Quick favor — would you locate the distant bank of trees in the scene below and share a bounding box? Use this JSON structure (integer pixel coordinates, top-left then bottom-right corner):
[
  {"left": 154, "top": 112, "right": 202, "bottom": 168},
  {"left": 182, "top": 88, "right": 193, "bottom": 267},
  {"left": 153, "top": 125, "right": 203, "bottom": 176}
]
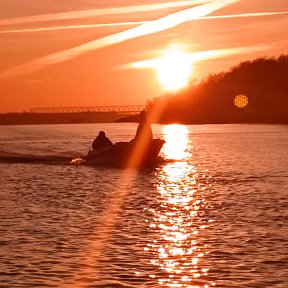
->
[{"left": 149, "top": 54, "right": 288, "bottom": 124}]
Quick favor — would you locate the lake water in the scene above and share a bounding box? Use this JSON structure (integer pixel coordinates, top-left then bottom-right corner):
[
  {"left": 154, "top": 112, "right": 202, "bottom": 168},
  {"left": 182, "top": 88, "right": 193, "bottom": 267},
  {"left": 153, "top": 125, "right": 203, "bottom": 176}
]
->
[{"left": 0, "top": 123, "right": 287, "bottom": 288}]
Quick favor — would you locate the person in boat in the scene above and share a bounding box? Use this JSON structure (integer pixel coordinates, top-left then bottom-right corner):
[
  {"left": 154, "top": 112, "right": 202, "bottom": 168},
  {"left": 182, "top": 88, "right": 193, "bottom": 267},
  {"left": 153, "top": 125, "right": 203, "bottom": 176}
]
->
[
  {"left": 92, "top": 131, "right": 113, "bottom": 151},
  {"left": 131, "top": 110, "right": 153, "bottom": 144}
]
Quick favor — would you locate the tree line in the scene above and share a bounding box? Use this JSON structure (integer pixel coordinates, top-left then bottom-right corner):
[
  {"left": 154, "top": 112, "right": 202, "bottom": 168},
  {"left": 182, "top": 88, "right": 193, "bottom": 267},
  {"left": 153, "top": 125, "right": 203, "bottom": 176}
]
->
[{"left": 149, "top": 54, "right": 288, "bottom": 124}]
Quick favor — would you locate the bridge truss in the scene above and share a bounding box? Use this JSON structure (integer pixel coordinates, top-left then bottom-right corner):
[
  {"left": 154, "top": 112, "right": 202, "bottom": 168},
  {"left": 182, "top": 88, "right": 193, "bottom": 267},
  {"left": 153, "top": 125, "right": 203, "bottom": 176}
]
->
[{"left": 31, "top": 105, "right": 145, "bottom": 114}]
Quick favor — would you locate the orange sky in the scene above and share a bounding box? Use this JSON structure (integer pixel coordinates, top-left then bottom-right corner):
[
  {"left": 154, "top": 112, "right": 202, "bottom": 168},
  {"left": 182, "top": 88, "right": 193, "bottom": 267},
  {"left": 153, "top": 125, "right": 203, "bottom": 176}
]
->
[{"left": 0, "top": 0, "right": 287, "bottom": 112}]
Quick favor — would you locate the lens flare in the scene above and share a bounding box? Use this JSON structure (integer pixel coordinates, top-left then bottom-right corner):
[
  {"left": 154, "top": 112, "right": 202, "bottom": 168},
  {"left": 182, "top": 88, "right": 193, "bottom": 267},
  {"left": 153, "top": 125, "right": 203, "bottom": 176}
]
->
[{"left": 234, "top": 94, "right": 248, "bottom": 108}]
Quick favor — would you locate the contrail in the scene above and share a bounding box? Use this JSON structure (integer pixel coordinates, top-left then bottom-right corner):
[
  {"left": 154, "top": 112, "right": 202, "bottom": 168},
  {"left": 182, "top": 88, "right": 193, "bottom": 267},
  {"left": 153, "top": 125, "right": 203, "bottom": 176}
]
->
[
  {"left": 0, "top": 0, "right": 239, "bottom": 79},
  {"left": 200, "top": 11, "right": 288, "bottom": 20},
  {"left": 0, "top": 21, "right": 147, "bottom": 34},
  {"left": 0, "top": 0, "right": 210, "bottom": 26},
  {"left": 1, "top": 11, "right": 286, "bottom": 34}
]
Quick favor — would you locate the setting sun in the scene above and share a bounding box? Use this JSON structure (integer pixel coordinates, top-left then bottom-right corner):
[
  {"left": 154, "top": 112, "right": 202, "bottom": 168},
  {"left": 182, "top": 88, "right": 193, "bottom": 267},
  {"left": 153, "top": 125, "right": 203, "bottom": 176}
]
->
[{"left": 156, "top": 48, "right": 192, "bottom": 92}]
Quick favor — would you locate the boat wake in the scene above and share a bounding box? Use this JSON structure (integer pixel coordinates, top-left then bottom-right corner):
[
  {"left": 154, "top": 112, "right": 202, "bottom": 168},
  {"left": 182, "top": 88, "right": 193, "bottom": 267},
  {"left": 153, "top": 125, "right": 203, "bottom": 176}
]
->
[{"left": 0, "top": 152, "right": 73, "bottom": 164}]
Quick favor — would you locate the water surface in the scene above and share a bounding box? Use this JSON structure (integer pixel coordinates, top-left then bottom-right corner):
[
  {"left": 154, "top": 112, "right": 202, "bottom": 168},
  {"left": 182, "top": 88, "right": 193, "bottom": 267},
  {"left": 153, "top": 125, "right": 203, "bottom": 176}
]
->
[{"left": 0, "top": 123, "right": 287, "bottom": 287}]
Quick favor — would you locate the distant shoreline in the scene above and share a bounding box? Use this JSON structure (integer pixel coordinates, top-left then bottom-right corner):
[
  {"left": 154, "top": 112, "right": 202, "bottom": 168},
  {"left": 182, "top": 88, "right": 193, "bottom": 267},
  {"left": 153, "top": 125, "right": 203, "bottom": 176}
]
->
[
  {"left": 0, "top": 111, "right": 136, "bottom": 125},
  {"left": 0, "top": 111, "right": 286, "bottom": 125}
]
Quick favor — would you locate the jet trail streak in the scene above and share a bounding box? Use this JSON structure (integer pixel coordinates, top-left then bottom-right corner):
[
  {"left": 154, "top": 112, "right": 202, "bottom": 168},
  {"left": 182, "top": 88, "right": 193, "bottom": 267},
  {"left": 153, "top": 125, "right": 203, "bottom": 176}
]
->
[
  {"left": 1, "top": 11, "right": 286, "bottom": 34},
  {"left": 0, "top": 0, "right": 210, "bottom": 26},
  {"left": 0, "top": 0, "right": 239, "bottom": 78},
  {"left": 0, "top": 22, "right": 147, "bottom": 34}
]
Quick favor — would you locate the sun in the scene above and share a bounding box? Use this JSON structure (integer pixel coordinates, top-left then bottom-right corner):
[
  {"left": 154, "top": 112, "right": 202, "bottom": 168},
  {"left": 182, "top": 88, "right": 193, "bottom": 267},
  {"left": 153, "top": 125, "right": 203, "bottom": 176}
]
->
[{"left": 156, "top": 48, "right": 192, "bottom": 92}]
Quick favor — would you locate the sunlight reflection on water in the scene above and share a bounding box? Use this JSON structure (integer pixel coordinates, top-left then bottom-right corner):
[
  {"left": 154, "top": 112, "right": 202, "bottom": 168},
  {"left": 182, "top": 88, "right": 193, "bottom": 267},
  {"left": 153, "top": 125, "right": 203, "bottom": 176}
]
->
[
  {"left": 146, "top": 125, "right": 214, "bottom": 287},
  {"left": 162, "top": 125, "right": 189, "bottom": 160}
]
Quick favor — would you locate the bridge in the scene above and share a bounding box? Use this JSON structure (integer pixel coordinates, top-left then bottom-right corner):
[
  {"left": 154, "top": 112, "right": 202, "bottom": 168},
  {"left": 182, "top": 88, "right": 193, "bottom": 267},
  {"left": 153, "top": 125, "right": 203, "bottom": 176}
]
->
[{"left": 30, "top": 105, "right": 145, "bottom": 114}]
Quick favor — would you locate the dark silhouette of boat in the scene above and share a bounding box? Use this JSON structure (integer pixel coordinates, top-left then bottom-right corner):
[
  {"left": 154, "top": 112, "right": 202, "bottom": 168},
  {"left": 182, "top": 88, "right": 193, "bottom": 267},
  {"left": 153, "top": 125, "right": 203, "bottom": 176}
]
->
[{"left": 71, "top": 139, "right": 165, "bottom": 168}]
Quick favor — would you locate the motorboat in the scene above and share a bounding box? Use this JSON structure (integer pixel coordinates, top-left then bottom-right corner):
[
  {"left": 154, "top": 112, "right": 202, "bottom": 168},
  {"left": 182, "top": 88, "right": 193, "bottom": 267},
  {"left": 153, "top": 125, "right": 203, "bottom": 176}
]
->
[{"left": 71, "top": 139, "right": 165, "bottom": 168}]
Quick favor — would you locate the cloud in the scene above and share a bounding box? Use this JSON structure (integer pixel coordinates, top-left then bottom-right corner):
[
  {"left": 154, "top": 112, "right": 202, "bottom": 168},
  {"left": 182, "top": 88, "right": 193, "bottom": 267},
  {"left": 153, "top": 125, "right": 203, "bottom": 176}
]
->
[
  {"left": 0, "top": 0, "right": 210, "bottom": 26},
  {"left": 128, "top": 45, "right": 271, "bottom": 69}
]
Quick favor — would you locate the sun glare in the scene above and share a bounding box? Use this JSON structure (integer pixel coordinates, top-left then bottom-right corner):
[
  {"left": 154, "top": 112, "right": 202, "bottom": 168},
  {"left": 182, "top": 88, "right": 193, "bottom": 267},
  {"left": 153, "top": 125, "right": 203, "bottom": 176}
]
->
[{"left": 156, "top": 48, "right": 192, "bottom": 92}]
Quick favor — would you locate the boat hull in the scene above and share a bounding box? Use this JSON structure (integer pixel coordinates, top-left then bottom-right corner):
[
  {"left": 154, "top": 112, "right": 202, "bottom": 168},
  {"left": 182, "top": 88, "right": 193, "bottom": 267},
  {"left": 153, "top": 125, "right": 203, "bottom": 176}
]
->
[{"left": 81, "top": 139, "right": 165, "bottom": 168}]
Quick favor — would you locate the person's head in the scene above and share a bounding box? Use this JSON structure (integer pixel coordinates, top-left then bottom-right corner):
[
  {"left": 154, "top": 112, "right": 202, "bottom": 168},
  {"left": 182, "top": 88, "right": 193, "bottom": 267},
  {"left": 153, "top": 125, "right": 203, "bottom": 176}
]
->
[{"left": 99, "top": 131, "right": 105, "bottom": 137}]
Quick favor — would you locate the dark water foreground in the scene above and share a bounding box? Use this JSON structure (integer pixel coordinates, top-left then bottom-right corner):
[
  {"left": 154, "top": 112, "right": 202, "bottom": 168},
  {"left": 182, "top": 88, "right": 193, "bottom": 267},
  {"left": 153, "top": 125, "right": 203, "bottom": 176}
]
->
[{"left": 0, "top": 123, "right": 287, "bottom": 287}]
